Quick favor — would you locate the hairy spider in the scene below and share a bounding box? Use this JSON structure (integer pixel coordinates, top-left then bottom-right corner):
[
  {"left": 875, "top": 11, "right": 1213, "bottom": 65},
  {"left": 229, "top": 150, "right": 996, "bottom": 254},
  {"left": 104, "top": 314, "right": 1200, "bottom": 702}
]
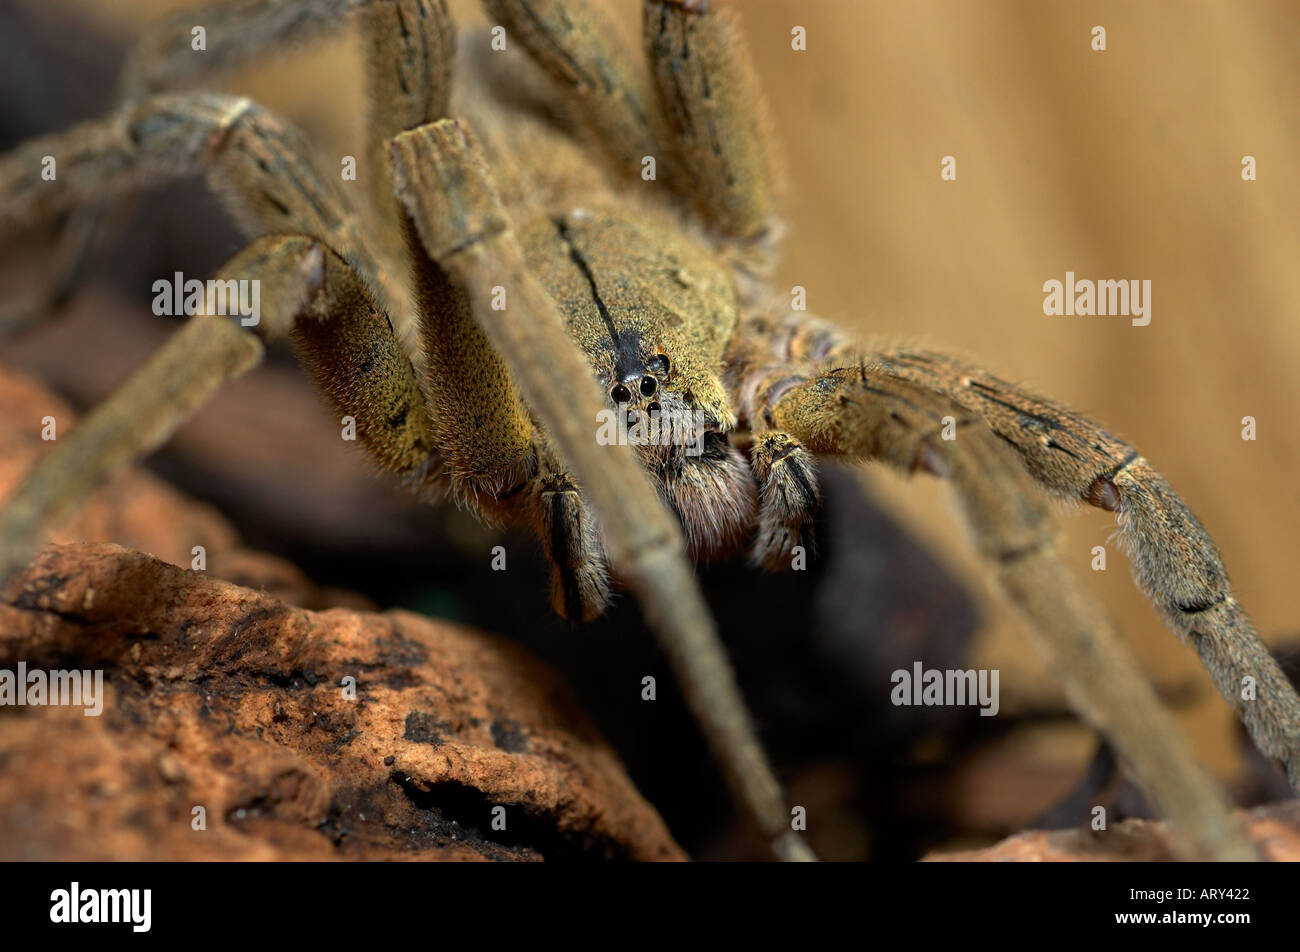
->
[{"left": 0, "top": 0, "right": 1297, "bottom": 862}]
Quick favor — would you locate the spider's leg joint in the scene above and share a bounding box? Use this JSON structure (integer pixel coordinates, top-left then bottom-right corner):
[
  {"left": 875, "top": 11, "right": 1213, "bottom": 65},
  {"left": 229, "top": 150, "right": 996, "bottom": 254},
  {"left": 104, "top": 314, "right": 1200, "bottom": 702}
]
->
[
  {"left": 1084, "top": 451, "right": 1143, "bottom": 511},
  {"left": 913, "top": 436, "right": 951, "bottom": 479},
  {"left": 201, "top": 95, "right": 257, "bottom": 155}
]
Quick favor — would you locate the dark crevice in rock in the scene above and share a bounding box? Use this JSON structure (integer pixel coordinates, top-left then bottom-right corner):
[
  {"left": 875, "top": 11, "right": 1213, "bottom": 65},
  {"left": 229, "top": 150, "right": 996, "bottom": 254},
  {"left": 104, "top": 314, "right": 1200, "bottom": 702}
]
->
[{"left": 389, "top": 771, "right": 628, "bottom": 861}]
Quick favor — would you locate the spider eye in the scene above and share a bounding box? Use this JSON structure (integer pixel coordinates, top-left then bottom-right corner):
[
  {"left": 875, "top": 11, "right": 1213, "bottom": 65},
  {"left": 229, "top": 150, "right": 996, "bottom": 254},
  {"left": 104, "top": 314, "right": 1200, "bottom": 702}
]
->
[
  {"left": 611, "top": 384, "right": 632, "bottom": 404},
  {"left": 648, "top": 354, "right": 670, "bottom": 375},
  {"left": 640, "top": 376, "right": 657, "bottom": 397}
]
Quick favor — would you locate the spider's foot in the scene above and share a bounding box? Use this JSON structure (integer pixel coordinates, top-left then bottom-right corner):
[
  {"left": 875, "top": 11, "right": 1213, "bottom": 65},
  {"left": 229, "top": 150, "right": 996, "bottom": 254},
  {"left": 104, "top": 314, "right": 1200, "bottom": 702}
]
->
[
  {"left": 749, "top": 432, "right": 819, "bottom": 571},
  {"left": 536, "top": 474, "right": 610, "bottom": 623}
]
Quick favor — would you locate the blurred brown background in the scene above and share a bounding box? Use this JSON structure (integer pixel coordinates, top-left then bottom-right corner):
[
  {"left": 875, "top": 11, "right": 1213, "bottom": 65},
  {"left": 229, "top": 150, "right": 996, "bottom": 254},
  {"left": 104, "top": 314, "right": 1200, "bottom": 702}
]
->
[{"left": 4, "top": 0, "right": 1298, "bottom": 852}]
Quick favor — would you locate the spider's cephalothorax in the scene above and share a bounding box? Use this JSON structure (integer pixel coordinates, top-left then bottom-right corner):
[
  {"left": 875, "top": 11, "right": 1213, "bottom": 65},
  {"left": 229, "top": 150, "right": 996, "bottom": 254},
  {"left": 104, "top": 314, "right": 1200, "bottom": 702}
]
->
[
  {"left": 1, "top": 0, "right": 1297, "bottom": 862},
  {"left": 519, "top": 208, "right": 765, "bottom": 584}
]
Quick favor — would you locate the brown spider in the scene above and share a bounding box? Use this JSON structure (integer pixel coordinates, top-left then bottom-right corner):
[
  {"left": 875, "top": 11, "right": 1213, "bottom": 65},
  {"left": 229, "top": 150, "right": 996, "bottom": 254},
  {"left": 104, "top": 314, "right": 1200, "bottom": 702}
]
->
[{"left": 0, "top": 0, "right": 1297, "bottom": 862}]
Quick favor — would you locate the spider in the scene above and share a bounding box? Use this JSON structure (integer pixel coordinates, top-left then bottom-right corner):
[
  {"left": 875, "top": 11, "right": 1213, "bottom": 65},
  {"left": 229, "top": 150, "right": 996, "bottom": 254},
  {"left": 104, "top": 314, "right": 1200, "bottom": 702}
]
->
[{"left": 0, "top": 0, "right": 1297, "bottom": 862}]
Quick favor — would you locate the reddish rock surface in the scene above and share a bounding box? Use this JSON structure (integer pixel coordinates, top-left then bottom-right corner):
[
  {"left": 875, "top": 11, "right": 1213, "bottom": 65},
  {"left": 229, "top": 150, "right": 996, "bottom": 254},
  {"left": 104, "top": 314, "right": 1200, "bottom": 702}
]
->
[
  {"left": 0, "top": 544, "right": 683, "bottom": 861},
  {"left": 0, "top": 365, "right": 682, "bottom": 861},
  {"left": 925, "top": 800, "right": 1300, "bottom": 862}
]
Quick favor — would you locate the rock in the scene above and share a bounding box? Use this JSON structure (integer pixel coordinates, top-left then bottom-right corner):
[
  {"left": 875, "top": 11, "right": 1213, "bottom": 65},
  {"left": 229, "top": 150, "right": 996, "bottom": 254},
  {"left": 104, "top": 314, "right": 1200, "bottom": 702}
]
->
[
  {"left": 0, "top": 543, "right": 683, "bottom": 860},
  {"left": 0, "top": 363, "right": 682, "bottom": 861},
  {"left": 924, "top": 800, "right": 1300, "bottom": 861}
]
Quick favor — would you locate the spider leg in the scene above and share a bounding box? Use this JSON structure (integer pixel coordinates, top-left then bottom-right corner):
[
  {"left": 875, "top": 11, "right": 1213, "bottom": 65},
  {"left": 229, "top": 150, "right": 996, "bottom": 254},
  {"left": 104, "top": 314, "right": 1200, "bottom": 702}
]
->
[
  {"left": 0, "top": 92, "right": 374, "bottom": 280},
  {"left": 389, "top": 118, "right": 814, "bottom": 861},
  {"left": 370, "top": 2, "right": 566, "bottom": 528},
  {"left": 118, "top": 0, "right": 366, "bottom": 98},
  {"left": 0, "top": 308, "right": 259, "bottom": 581},
  {"left": 404, "top": 168, "right": 611, "bottom": 619},
  {"left": 642, "top": 1, "right": 778, "bottom": 279},
  {"left": 0, "top": 0, "right": 379, "bottom": 336},
  {"left": 118, "top": 0, "right": 453, "bottom": 278},
  {"left": 760, "top": 362, "right": 1255, "bottom": 860},
  {"left": 862, "top": 345, "right": 1300, "bottom": 794},
  {"left": 273, "top": 238, "right": 444, "bottom": 487},
  {"left": 0, "top": 84, "right": 416, "bottom": 343},
  {"left": 0, "top": 201, "right": 110, "bottom": 338},
  {"left": 480, "top": 0, "right": 660, "bottom": 178},
  {"left": 361, "top": 1, "right": 455, "bottom": 266},
  {"left": 530, "top": 470, "right": 610, "bottom": 622},
  {"left": 398, "top": 168, "right": 540, "bottom": 502},
  {"left": 748, "top": 431, "right": 819, "bottom": 570},
  {"left": 0, "top": 233, "right": 443, "bottom": 585},
  {"left": 744, "top": 312, "right": 1300, "bottom": 795}
]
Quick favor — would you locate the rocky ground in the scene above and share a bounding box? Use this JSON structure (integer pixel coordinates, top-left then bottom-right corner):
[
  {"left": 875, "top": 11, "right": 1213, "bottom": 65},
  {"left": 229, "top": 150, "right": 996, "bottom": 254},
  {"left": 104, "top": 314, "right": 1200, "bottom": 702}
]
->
[{"left": 0, "top": 366, "right": 680, "bottom": 861}]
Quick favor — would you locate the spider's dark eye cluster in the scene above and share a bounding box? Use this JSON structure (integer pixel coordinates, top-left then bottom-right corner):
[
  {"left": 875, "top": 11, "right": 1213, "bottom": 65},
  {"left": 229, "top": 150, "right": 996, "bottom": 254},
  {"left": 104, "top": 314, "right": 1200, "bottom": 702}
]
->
[{"left": 610, "top": 354, "right": 670, "bottom": 406}]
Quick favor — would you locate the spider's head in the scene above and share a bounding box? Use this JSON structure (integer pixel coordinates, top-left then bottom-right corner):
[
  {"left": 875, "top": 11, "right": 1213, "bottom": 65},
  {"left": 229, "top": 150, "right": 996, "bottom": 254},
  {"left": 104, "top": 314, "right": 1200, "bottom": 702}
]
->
[
  {"left": 523, "top": 209, "right": 758, "bottom": 557},
  {"left": 595, "top": 340, "right": 755, "bottom": 558}
]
